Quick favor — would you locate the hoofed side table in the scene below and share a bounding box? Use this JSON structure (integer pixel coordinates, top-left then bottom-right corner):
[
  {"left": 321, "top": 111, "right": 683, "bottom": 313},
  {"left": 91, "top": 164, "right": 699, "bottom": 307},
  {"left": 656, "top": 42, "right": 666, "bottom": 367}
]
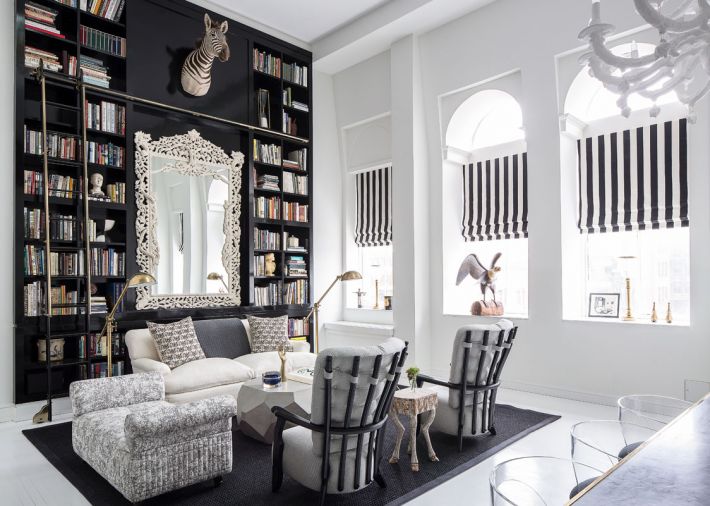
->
[{"left": 388, "top": 387, "right": 439, "bottom": 471}]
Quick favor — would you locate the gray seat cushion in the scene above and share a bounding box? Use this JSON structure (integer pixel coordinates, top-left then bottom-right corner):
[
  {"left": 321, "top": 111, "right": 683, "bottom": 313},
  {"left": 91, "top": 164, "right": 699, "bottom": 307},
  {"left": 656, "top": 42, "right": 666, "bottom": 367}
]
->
[{"left": 193, "top": 318, "right": 251, "bottom": 359}]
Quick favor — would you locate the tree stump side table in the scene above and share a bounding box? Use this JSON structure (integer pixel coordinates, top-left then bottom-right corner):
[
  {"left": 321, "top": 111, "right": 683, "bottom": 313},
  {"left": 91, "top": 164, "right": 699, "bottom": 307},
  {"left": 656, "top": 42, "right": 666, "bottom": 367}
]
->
[{"left": 388, "top": 387, "right": 439, "bottom": 471}]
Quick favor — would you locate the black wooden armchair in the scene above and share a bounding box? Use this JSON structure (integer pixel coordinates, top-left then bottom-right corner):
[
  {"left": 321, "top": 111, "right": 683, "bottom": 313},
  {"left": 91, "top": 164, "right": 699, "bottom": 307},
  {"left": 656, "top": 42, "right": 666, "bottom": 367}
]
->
[
  {"left": 271, "top": 338, "right": 408, "bottom": 505},
  {"left": 417, "top": 321, "right": 517, "bottom": 451}
]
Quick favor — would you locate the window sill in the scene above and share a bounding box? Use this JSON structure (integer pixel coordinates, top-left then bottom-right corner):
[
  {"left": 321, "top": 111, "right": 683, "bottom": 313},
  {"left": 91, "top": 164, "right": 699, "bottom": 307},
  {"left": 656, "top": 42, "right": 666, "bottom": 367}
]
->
[
  {"left": 563, "top": 317, "right": 690, "bottom": 328},
  {"left": 442, "top": 312, "right": 529, "bottom": 320},
  {"left": 323, "top": 321, "right": 395, "bottom": 337}
]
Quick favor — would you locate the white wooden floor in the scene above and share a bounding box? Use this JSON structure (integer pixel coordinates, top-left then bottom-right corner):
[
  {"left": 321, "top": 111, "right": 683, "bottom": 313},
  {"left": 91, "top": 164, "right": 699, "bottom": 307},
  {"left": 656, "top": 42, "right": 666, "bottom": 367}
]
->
[{"left": 0, "top": 390, "right": 616, "bottom": 505}]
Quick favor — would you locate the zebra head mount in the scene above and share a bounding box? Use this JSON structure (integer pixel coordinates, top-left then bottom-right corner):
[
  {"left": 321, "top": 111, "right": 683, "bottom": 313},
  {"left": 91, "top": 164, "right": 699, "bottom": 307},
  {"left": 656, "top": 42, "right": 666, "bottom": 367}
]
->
[{"left": 180, "top": 13, "right": 230, "bottom": 97}]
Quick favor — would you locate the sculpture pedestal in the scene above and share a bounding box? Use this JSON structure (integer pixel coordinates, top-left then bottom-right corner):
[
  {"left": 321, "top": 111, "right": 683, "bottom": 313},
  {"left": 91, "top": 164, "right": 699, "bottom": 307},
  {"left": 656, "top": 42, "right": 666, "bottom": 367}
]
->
[{"left": 471, "top": 300, "right": 504, "bottom": 316}]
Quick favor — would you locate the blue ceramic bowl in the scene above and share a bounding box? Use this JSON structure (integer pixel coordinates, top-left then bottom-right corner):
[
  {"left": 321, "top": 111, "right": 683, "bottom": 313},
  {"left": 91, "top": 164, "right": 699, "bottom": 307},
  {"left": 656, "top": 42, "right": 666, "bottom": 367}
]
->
[{"left": 262, "top": 371, "right": 281, "bottom": 388}]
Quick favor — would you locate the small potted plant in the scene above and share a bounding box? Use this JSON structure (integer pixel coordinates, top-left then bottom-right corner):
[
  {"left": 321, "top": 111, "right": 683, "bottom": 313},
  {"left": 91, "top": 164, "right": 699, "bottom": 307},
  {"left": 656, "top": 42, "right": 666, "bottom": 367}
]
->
[{"left": 406, "top": 366, "right": 420, "bottom": 391}]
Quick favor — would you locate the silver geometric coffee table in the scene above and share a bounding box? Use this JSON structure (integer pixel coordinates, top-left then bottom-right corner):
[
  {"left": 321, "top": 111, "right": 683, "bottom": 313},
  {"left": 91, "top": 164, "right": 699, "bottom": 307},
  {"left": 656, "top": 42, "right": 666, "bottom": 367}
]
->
[{"left": 236, "top": 378, "right": 311, "bottom": 444}]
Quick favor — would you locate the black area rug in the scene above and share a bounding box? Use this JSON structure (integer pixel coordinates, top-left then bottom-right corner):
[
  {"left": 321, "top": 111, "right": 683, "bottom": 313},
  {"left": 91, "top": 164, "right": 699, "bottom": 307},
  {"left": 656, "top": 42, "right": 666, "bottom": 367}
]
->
[{"left": 23, "top": 405, "right": 559, "bottom": 505}]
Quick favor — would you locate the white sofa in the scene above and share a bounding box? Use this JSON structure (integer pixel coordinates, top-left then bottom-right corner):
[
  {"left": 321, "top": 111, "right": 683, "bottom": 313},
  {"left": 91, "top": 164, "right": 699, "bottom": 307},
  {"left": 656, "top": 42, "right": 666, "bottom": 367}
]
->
[{"left": 126, "top": 317, "right": 316, "bottom": 404}]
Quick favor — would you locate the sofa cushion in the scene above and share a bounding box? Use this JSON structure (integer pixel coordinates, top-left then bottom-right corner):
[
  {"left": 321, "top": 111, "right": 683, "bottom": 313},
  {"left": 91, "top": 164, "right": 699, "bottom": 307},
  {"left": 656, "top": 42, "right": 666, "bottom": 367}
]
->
[
  {"left": 246, "top": 315, "right": 292, "bottom": 353},
  {"left": 147, "top": 316, "right": 205, "bottom": 369},
  {"left": 163, "top": 357, "right": 254, "bottom": 395},
  {"left": 193, "top": 318, "right": 251, "bottom": 359},
  {"left": 233, "top": 351, "right": 283, "bottom": 376}
]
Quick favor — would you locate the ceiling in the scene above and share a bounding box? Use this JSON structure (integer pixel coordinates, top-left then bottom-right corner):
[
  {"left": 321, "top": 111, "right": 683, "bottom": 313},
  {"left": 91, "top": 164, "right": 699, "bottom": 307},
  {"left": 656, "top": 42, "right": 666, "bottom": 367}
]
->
[{"left": 205, "top": 0, "right": 392, "bottom": 44}]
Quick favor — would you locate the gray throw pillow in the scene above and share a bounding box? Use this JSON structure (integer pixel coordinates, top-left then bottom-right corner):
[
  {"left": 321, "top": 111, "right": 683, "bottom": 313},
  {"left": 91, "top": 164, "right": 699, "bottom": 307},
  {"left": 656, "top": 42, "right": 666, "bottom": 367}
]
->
[
  {"left": 147, "top": 316, "right": 206, "bottom": 369},
  {"left": 247, "top": 315, "right": 293, "bottom": 353}
]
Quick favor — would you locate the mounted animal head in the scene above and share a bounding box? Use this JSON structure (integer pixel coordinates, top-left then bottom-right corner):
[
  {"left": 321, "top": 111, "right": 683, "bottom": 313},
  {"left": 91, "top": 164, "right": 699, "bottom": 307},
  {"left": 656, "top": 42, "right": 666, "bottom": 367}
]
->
[{"left": 201, "top": 13, "right": 230, "bottom": 62}]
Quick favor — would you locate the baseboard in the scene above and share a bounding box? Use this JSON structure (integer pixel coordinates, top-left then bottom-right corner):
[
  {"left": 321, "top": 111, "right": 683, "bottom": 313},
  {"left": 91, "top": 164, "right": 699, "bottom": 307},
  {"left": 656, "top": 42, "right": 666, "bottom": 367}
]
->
[
  {"left": 14, "top": 397, "right": 72, "bottom": 422},
  {"left": 502, "top": 379, "right": 619, "bottom": 407},
  {"left": 0, "top": 403, "right": 15, "bottom": 423}
]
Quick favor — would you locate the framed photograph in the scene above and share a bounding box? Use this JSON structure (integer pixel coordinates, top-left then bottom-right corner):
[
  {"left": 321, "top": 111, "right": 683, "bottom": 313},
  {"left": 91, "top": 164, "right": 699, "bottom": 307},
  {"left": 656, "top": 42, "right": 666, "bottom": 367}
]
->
[{"left": 588, "top": 293, "right": 620, "bottom": 318}]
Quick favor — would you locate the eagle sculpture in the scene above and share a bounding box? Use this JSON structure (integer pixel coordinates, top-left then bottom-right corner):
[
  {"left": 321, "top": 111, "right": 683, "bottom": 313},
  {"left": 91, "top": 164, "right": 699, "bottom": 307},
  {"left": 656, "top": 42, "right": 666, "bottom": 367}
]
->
[{"left": 456, "top": 253, "right": 502, "bottom": 302}]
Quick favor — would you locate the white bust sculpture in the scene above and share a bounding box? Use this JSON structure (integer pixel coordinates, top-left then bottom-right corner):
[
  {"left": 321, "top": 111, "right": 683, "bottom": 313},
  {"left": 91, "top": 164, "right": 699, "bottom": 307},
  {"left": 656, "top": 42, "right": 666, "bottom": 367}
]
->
[{"left": 90, "top": 173, "right": 105, "bottom": 196}]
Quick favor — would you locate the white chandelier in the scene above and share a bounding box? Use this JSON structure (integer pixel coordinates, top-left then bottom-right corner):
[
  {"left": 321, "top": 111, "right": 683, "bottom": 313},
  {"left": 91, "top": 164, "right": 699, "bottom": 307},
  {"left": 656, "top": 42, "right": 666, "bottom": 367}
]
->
[{"left": 579, "top": 0, "right": 710, "bottom": 120}]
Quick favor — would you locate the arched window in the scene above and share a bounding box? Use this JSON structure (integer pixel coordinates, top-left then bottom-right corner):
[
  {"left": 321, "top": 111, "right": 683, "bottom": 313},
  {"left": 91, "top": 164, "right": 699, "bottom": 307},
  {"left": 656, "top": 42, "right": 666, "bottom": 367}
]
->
[
  {"left": 442, "top": 89, "right": 528, "bottom": 317},
  {"left": 561, "top": 43, "right": 690, "bottom": 323}
]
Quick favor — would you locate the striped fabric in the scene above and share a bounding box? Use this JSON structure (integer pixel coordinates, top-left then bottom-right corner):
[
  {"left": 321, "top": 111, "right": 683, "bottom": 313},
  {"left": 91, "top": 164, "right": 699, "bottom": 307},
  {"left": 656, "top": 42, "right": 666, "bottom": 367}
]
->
[
  {"left": 577, "top": 119, "right": 689, "bottom": 233},
  {"left": 461, "top": 153, "right": 528, "bottom": 241},
  {"left": 354, "top": 166, "right": 392, "bottom": 247}
]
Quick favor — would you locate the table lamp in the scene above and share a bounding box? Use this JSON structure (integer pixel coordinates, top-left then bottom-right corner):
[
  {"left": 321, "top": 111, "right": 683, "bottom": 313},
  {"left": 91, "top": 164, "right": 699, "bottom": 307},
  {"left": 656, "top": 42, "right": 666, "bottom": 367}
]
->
[
  {"left": 207, "top": 272, "right": 229, "bottom": 292},
  {"left": 306, "top": 270, "right": 362, "bottom": 352}
]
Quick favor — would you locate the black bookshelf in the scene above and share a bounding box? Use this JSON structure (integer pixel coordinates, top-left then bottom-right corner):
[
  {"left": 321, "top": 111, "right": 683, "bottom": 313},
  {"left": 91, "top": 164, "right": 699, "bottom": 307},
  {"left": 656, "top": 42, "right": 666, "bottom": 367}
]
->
[{"left": 14, "top": 0, "right": 315, "bottom": 410}]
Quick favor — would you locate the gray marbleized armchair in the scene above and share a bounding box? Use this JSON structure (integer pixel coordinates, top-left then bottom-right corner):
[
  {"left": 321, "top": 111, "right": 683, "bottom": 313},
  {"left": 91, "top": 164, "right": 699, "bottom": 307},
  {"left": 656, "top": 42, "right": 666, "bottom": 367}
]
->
[
  {"left": 271, "top": 338, "right": 407, "bottom": 505},
  {"left": 70, "top": 372, "right": 237, "bottom": 503},
  {"left": 417, "top": 320, "right": 517, "bottom": 451}
]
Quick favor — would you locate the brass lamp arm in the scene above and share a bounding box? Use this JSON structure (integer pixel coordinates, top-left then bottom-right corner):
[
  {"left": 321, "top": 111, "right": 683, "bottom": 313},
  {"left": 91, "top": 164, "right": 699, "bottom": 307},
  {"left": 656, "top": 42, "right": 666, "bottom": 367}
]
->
[
  {"left": 97, "top": 282, "right": 131, "bottom": 341},
  {"left": 305, "top": 275, "right": 341, "bottom": 321}
]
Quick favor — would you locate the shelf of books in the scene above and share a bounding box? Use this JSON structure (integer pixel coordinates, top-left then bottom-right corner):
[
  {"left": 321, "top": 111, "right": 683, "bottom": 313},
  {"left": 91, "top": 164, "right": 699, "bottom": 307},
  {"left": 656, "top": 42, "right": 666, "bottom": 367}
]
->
[{"left": 17, "top": 0, "right": 129, "bottom": 405}]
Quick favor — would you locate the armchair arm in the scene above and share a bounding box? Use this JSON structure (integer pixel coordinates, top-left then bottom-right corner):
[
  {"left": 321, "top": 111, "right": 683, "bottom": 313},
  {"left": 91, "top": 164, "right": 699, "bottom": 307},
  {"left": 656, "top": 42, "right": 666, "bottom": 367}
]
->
[
  {"left": 271, "top": 405, "right": 318, "bottom": 431},
  {"left": 131, "top": 357, "right": 171, "bottom": 376},
  {"left": 70, "top": 372, "right": 164, "bottom": 417},
  {"left": 416, "top": 373, "right": 454, "bottom": 389}
]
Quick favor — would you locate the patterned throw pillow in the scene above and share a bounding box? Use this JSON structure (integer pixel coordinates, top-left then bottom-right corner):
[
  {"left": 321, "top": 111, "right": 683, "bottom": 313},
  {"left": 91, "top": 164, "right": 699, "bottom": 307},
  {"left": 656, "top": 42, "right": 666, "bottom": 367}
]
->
[
  {"left": 147, "top": 316, "right": 206, "bottom": 369},
  {"left": 247, "top": 315, "right": 293, "bottom": 353}
]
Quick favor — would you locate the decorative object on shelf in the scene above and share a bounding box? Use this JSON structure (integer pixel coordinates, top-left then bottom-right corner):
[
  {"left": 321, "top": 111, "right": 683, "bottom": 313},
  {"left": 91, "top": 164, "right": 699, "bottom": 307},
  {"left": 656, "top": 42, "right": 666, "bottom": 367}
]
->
[
  {"left": 264, "top": 252, "right": 276, "bottom": 276},
  {"left": 95, "top": 219, "right": 115, "bottom": 242},
  {"left": 457, "top": 252, "right": 504, "bottom": 315},
  {"left": 306, "top": 270, "right": 362, "bottom": 352},
  {"left": 257, "top": 88, "right": 270, "bottom": 128},
  {"left": 97, "top": 272, "right": 156, "bottom": 377},
  {"left": 278, "top": 345, "right": 287, "bottom": 383},
  {"left": 618, "top": 255, "right": 637, "bottom": 321},
  {"left": 354, "top": 288, "right": 366, "bottom": 308},
  {"left": 262, "top": 371, "right": 281, "bottom": 389},
  {"left": 651, "top": 302, "right": 658, "bottom": 323},
  {"left": 373, "top": 279, "right": 380, "bottom": 309},
  {"left": 384, "top": 295, "right": 392, "bottom": 310},
  {"left": 588, "top": 293, "right": 620, "bottom": 318},
  {"left": 89, "top": 173, "right": 105, "bottom": 196},
  {"left": 666, "top": 302, "right": 673, "bottom": 324},
  {"left": 180, "top": 13, "right": 230, "bottom": 97},
  {"left": 207, "top": 271, "right": 228, "bottom": 292},
  {"left": 579, "top": 0, "right": 708, "bottom": 120},
  {"left": 134, "top": 129, "right": 243, "bottom": 309},
  {"left": 406, "top": 366, "right": 420, "bottom": 392},
  {"left": 37, "top": 337, "right": 65, "bottom": 363}
]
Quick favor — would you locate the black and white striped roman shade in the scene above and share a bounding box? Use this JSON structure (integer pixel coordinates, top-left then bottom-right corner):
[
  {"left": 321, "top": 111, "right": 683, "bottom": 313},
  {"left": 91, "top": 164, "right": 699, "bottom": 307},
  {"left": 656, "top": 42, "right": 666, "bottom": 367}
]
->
[
  {"left": 577, "top": 119, "right": 689, "bottom": 233},
  {"left": 354, "top": 165, "right": 392, "bottom": 247},
  {"left": 461, "top": 153, "right": 528, "bottom": 241}
]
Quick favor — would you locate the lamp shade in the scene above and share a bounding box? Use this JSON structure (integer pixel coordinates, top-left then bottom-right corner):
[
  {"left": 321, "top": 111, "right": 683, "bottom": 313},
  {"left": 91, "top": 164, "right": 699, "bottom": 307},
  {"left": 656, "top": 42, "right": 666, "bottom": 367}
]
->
[
  {"left": 340, "top": 270, "right": 362, "bottom": 281},
  {"left": 127, "top": 272, "right": 156, "bottom": 288}
]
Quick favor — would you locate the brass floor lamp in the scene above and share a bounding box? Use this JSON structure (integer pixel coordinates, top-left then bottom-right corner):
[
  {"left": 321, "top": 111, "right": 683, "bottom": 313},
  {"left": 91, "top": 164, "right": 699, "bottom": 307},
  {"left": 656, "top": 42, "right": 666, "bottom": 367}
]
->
[
  {"left": 97, "top": 272, "right": 156, "bottom": 376},
  {"left": 305, "top": 271, "right": 362, "bottom": 352}
]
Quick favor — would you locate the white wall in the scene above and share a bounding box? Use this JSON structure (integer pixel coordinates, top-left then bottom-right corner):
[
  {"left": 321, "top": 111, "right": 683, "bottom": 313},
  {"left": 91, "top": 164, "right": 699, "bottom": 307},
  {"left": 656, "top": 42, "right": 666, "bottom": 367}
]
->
[
  {"left": 0, "top": 0, "right": 16, "bottom": 420},
  {"left": 325, "top": 0, "right": 710, "bottom": 403}
]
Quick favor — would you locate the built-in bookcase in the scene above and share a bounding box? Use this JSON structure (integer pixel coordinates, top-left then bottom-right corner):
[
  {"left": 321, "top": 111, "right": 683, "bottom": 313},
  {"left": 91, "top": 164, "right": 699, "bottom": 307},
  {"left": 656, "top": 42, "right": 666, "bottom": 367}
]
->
[{"left": 16, "top": 0, "right": 130, "bottom": 404}]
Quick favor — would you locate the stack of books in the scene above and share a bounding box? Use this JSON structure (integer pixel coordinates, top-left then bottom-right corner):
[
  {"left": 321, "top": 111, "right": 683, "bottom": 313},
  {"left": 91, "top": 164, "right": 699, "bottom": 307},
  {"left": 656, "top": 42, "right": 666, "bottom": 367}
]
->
[
  {"left": 105, "top": 182, "right": 125, "bottom": 203},
  {"left": 87, "top": 141, "right": 124, "bottom": 167},
  {"left": 284, "top": 279, "right": 308, "bottom": 305},
  {"left": 90, "top": 247, "right": 125, "bottom": 276},
  {"left": 49, "top": 214, "right": 77, "bottom": 240},
  {"left": 253, "top": 140, "right": 282, "bottom": 165},
  {"left": 286, "top": 255, "right": 307, "bottom": 277},
  {"left": 24, "top": 126, "right": 78, "bottom": 160},
  {"left": 49, "top": 285, "right": 80, "bottom": 315},
  {"left": 282, "top": 112, "right": 298, "bottom": 136},
  {"left": 23, "top": 281, "right": 43, "bottom": 316},
  {"left": 90, "top": 296, "right": 108, "bottom": 314},
  {"left": 254, "top": 282, "right": 282, "bottom": 306},
  {"left": 254, "top": 255, "right": 277, "bottom": 277},
  {"left": 49, "top": 251, "right": 84, "bottom": 276},
  {"left": 80, "top": 25, "right": 126, "bottom": 57},
  {"left": 282, "top": 88, "right": 309, "bottom": 112},
  {"left": 283, "top": 148, "right": 307, "bottom": 172},
  {"left": 24, "top": 46, "right": 63, "bottom": 73},
  {"left": 23, "top": 208, "right": 43, "bottom": 239},
  {"left": 25, "top": 2, "right": 64, "bottom": 39},
  {"left": 22, "top": 172, "right": 81, "bottom": 198},
  {"left": 107, "top": 282, "right": 125, "bottom": 312},
  {"left": 253, "top": 48, "right": 281, "bottom": 77},
  {"left": 282, "top": 62, "right": 308, "bottom": 87},
  {"left": 283, "top": 173, "right": 307, "bottom": 195},
  {"left": 80, "top": 55, "right": 111, "bottom": 88},
  {"left": 81, "top": 0, "right": 126, "bottom": 22},
  {"left": 283, "top": 202, "right": 308, "bottom": 222},
  {"left": 254, "top": 196, "right": 281, "bottom": 220},
  {"left": 256, "top": 174, "right": 280, "bottom": 191},
  {"left": 284, "top": 232, "right": 306, "bottom": 251},
  {"left": 254, "top": 227, "right": 280, "bottom": 250},
  {"left": 85, "top": 100, "right": 126, "bottom": 134},
  {"left": 288, "top": 318, "right": 309, "bottom": 338},
  {"left": 24, "top": 245, "right": 45, "bottom": 275}
]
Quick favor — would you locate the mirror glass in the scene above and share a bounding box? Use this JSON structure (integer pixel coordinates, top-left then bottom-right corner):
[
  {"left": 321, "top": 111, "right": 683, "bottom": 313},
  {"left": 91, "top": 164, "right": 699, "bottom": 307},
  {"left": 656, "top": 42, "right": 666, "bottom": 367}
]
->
[{"left": 151, "top": 155, "right": 229, "bottom": 295}]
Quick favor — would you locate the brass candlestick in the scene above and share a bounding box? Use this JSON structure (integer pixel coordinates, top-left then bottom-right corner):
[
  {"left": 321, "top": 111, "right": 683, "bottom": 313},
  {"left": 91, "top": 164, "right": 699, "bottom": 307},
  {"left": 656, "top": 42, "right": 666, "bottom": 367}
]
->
[
  {"left": 666, "top": 303, "right": 673, "bottom": 324},
  {"left": 373, "top": 279, "right": 380, "bottom": 309},
  {"left": 623, "top": 277, "right": 634, "bottom": 321},
  {"left": 651, "top": 302, "right": 658, "bottom": 323}
]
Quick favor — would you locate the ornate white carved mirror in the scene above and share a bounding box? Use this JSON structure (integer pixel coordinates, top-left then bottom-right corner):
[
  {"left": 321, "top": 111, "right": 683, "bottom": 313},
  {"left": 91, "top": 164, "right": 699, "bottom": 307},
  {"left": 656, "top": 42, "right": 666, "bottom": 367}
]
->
[{"left": 134, "top": 129, "right": 243, "bottom": 309}]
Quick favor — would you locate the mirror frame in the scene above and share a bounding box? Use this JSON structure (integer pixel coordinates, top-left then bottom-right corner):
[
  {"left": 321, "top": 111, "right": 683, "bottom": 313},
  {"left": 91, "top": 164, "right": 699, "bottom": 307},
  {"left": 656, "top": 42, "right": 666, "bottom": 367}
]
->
[{"left": 134, "top": 129, "right": 244, "bottom": 309}]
